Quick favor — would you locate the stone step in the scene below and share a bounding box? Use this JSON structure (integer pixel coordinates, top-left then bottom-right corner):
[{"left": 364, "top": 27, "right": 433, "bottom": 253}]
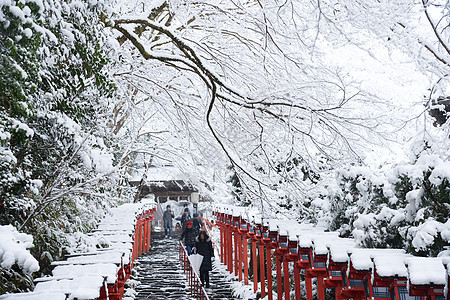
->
[{"left": 131, "top": 231, "right": 241, "bottom": 300}]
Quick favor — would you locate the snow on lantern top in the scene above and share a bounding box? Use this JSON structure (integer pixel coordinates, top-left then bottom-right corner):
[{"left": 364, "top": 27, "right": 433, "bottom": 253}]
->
[
  {"left": 405, "top": 257, "right": 447, "bottom": 286},
  {"left": 349, "top": 249, "right": 405, "bottom": 271},
  {"left": 373, "top": 254, "right": 410, "bottom": 278},
  {"left": 327, "top": 239, "right": 357, "bottom": 263}
]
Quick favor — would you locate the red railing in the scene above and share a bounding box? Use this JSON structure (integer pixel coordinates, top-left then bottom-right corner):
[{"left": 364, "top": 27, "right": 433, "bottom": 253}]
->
[
  {"left": 200, "top": 217, "right": 216, "bottom": 229},
  {"left": 179, "top": 242, "right": 210, "bottom": 300}
]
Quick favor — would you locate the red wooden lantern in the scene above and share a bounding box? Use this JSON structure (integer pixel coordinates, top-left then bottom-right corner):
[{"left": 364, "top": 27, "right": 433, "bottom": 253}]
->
[
  {"left": 261, "top": 225, "right": 270, "bottom": 241},
  {"left": 406, "top": 257, "right": 446, "bottom": 300},
  {"left": 225, "top": 213, "right": 232, "bottom": 226},
  {"left": 277, "top": 233, "right": 289, "bottom": 252},
  {"left": 268, "top": 229, "right": 278, "bottom": 247},
  {"left": 232, "top": 214, "right": 240, "bottom": 229},
  {"left": 239, "top": 217, "right": 248, "bottom": 232},
  {"left": 288, "top": 239, "right": 298, "bottom": 256}
]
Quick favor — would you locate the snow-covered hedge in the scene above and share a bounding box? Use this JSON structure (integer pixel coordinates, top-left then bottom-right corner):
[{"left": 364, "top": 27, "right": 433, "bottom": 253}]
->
[
  {"left": 328, "top": 153, "right": 450, "bottom": 256},
  {"left": 0, "top": 0, "right": 130, "bottom": 293},
  {"left": 0, "top": 225, "right": 39, "bottom": 274}
]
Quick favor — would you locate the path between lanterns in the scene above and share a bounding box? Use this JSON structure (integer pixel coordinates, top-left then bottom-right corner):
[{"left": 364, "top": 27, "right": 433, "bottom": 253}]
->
[{"left": 132, "top": 231, "right": 240, "bottom": 300}]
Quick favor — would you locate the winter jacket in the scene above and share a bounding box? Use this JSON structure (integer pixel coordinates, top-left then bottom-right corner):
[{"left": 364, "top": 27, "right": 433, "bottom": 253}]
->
[
  {"left": 163, "top": 210, "right": 174, "bottom": 227},
  {"left": 181, "top": 212, "right": 191, "bottom": 227},
  {"left": 195, "top": 232, "right": 214, "bottom": 271},
  {"left": 189, "top": 217, "right": 202, "bottom": 231},
  {"left": 181, "top": 227, "right": 198, "bottom": 246}
]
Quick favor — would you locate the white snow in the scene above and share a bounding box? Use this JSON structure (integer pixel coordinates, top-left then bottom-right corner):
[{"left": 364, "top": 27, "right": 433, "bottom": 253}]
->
[
  {"left": 0, "top": 292, "right": 67, "bottom": 300},
  {"left": 131, "top": 165, "right": 188, "bottom": 182},
  {"left": 28, "top": 179, "right": 43, "bottom": 194},
  {"left": 39, "top": 263, "right": 119, "bottom": 284},
  {"left": 12, "top": 119, "right": 34, "bottom": 137},
  {"left": 8, "top": 6, "right": 25, "bottom": 21},
  {"left": 409, "top": 219, "right": 450, "bottom": 251},
  {"left": 33, "top": 276, "right": 104, "bottom": 299},
  {"left": 406, "top": 257, "right": 447, "bottom": 285},
  {"left": 441, "top": 219, "right": 450, "bottom": 241},
  {"left": 373, "top": 254, "right": 410, "bottom": 278},
  {"left": 214, "top": 204, "right": 450, "bottom": 294},
  {"left": 327, "top": 239, "right": 358, "bottom": 263},
  {"left": 52, "top": 249, "right": 131, "bottom": 266},
  {"left": 22, "top": 28, "right": 32, "bottom": 38},
  {"left": 3, "top": 202, "right": 155, "bottom": 299},
  {"left": 298, "top": 232, "right": 339, "bottom": 250},
  {"left": 0, "top": 225, "right": 39, "bottom": 274},
  {"left": 311, "top": 233, "right": 343, "bottom": 255},
  {"left": 96, "top": 223, "right": 135, "bottom": 232},
  {"left": 350, "top": 249, "right": 405, "bottom": 271},
  {"left": 429, "top": 161, "right": 450, "bottom": 185},
  {"left": 90, "top": 148, "right": 114, "bottom": 174}
]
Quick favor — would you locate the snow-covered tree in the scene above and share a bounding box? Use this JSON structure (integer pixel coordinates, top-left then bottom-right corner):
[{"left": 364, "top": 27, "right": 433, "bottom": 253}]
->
[
  {"left": 105, "top": 0, "right": 449, "bottom": 254},
  {"left": 1, "top": 0, "right": 450, "bottom": 293},
  {"left": 0, "top": 0, "right": 130, "bottom": 291}
]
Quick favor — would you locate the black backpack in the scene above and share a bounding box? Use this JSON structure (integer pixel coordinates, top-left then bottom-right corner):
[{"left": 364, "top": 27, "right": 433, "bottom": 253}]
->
[{"left": 191, "top": 217, "right": 201, "bottom": 230}]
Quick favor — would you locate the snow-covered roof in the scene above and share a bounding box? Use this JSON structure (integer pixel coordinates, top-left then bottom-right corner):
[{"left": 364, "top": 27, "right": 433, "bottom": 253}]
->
[
  {"left": 89, "top": 232, "right": 133, "bottom": 243},
  {"left": 33, "top": 275, "right": 104, "bottom": 299},
  {"left": 130, "top": 165, "right": 189, "bottom": 182},
  {"left": 327, "top": 239, "right": 357, "bottom": 263},
  {"left": 47, "top": 263, "right": 119, "bottom": 284},
  {"left": 406, "top": 257, "right": 447, "bottom": 285},
  {"left": 296, "top": 231, "right": 339, "bottom": 250},
  {"left": 267, "top": 219, "right": 291, "bottom": 232},
  {"left": 212, "top": 204, "right": 259, "bottom": 220},
  {"left": 373, "top": 254, "right": 410, "bottom": 278},
  {"left": 253, "top": 216, "right": 263, "bottom": 225},
  {"left": 350, "top": 249, "right": 405, "bottom": 271},
  {"left": 287, "top": 223, "right": 318, "bottom": 238},
  {"left": 52, "top": 249, "right": 131, "bottom": 266}
]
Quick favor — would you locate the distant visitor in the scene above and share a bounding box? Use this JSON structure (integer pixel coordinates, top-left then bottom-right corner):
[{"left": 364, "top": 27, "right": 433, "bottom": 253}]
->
[
  {"left": 180, "top": 207, "right": 191, "bottom": 230},
  {"left": 163, "top": 205, "right": 174, "bottom": 238}
]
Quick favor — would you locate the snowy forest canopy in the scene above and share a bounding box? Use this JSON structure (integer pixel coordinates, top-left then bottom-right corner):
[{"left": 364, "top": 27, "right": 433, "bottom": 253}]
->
[{"left": 0, "top": 0, "right": 449, "bottom": 293}]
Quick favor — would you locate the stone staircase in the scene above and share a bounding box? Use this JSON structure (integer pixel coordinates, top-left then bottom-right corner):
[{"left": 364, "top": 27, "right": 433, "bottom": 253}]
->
[
  {"left": 132, "top": 231, "right": 239, "bottom": 300},
  {"left": 133, "top": 231, "right": 189, "bottom": 299},
  {"left": 207, "top": 261, "right": 238, "bottom": 300}
]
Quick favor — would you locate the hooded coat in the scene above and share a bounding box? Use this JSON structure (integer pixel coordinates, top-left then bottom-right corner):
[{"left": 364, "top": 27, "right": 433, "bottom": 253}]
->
[
  {"left": 195, "top": 231, "right": 214, "bottom": 271},
  {"left": 181, "top": 226, "right": 197, "bottom": 246}
]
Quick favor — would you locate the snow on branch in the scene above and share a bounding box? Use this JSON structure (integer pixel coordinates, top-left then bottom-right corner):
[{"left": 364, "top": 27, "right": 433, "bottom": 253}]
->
[{"left": 104, "top": 0, "right": 414, "bottom": 210}]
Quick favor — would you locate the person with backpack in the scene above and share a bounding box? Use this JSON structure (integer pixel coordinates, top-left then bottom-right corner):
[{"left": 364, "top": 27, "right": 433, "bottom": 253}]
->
[
  {"left": 163, "top": 205, "right": 175, "bottom": 238},
  {"left": 193, "top": 231, "right": 215, "bottom": 288},
  {"left": 190, "top": 212, "right": 202, "bottom": 231},
  {"left": 180, "top": 207, "right": 191, "bottom": 230},
  {"left": 180, "top": 221, "right": 197, "bottom": 255}
]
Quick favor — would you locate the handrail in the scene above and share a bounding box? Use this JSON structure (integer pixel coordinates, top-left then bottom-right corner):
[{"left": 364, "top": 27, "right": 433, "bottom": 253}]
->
[
  {"left": 200, "top": 217, "right": 216, "bottom": 229},
  {"left": 179, "top": 241, "right": 210, "bottom": 300}
]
